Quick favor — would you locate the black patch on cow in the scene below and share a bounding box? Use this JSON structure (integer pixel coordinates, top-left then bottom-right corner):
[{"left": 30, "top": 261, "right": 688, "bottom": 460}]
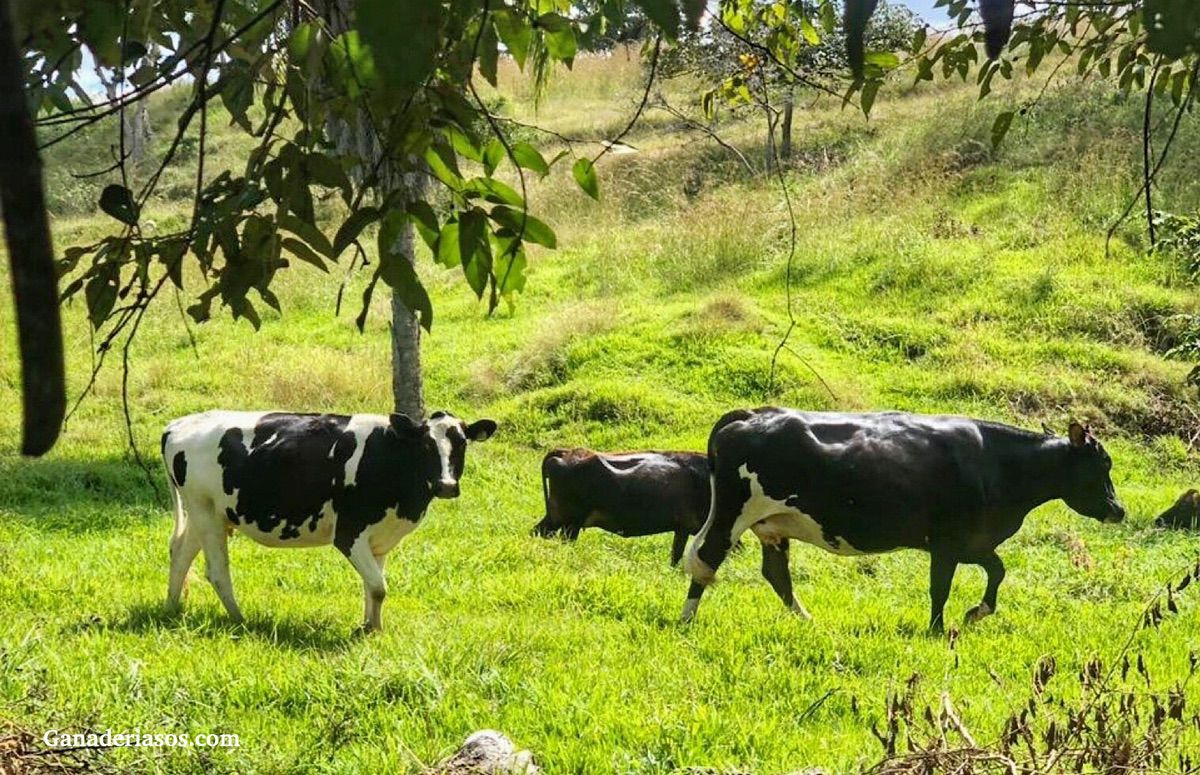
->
[
  {"left": 172, "top": 451, "right": 187, "bottom": 487},
  {"left": 214, "top": 413, "right": 440, "bottom": 554}
]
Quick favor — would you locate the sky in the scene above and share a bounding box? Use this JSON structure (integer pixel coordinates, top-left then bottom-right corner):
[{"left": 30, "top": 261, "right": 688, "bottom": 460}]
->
[{"left": 898, "top": 0, "right": 954, "bottom": 27}]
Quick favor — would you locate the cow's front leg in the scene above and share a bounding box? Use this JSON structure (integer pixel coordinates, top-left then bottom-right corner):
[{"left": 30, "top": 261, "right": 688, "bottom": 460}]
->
[
  {"left": 928, "top": 552, "right": 958, "bottom": 634},
  {"left": 964, "top": 551, "right": 1005, "bottom": 624},
  {"left": 758, "top": 538, "right": 811, "bottom": 619},
  {"left": 344, "top": 536, "right": 387, "bottom": 634}
]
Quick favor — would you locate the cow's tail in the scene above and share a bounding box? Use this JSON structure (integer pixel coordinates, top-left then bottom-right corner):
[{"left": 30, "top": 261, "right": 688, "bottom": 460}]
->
[
  {"left": 162, "top": 429, "right": 187, "bottom": 540},
  {"left": 686, "top": 409, "right": 755, "bottom": 581},
  {"left": 534, "top": 450, "right": 565, "bottom": 536}
]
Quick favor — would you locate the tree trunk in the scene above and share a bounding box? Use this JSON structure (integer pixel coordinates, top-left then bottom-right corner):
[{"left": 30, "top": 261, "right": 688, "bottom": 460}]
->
[
  {"left": 763, "top": 106, "right": 778, "bottom": 175},
  {"left": 322, "top": 0, "right": 424, "bottom": 419},
  {"left": 780, "top": 87, "right": 794, "bottom": 160},
  {"left": 0, "top": 0, "right": 65, "bottom": 455}
]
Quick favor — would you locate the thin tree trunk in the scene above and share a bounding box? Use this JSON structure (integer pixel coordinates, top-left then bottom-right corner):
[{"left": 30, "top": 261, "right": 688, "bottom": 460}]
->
[
  {"left": 0, "top": 0, "right": 65, "bottom": 455},
  {"left": 780, "top": 87, "right": 794, "bottom": 160},
  {"left": 322, "top": 0, "right": 424, "bottom": 419},
  {"left": 763, "top": 106, "right": 778, "bottom": 174}
]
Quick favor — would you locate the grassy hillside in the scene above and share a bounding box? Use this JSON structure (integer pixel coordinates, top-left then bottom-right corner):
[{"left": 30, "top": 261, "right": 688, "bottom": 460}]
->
[{"left": 3, "top": 56, "right": 1200, "bottom": 773}]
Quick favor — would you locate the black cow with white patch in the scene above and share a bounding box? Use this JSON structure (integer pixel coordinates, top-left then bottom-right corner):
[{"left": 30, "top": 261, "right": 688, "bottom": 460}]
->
[
  {"left": 532, "top": 448, "right": 710, "bottom": 565},
  {"left": 683, "top": 408, "right": 1125, "bottom": 631},
  {"left": 161, "top": 409, "right": 496, "bottom": 632}
]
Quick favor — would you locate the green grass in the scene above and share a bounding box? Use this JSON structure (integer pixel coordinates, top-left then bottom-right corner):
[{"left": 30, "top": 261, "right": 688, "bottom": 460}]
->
[{"left": 4, "top": 58, "right": 1200, "bottom": 773}]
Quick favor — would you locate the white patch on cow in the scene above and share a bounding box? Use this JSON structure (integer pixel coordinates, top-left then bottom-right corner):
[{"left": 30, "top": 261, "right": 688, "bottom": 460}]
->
[
  {"left": 364, "top": 507, "right": 418, "bottom": 556},
  {"left": 427, "top": 414, "right": 460, "bottom": 488},
  {"left": 342, "top": 414, "right": 387, "bottom": 487},
  {"left": 735, "top": 464, "right": 866, "bottom": 557}
]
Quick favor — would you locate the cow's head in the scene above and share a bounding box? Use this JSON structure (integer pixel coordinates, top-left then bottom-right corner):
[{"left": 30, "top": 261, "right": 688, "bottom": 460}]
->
[
  {"left": 1060, "top": 422, "right": 1125, "bottom": 524},
  {"left": 1156, "top": 489, "right": 1200, "bottom": 529},
  {"left": 390, "top": 411, "right": 497, "bottom": 499}
]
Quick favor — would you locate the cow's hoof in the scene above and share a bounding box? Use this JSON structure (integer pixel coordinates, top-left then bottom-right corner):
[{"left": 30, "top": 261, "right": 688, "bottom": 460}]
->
[
  {"left": 679, "top": 598, "right": 700, "bottom": 624},
  {"left": 789, "top": 601, "right": 813, "bottom": 620},
  {"left": 964, "top": 602, "right": 994, "bottom": 624}
]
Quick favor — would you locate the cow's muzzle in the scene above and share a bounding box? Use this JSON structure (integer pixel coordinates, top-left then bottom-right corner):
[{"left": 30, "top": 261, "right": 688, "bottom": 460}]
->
[{"left": 434, "top": 480, "right": 460, "bottom": 499}]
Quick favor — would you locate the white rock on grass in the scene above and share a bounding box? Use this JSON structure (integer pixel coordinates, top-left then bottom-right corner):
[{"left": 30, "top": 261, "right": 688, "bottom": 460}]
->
[{"left": 433, "top": 730, "right": 539, "bottom": 775}]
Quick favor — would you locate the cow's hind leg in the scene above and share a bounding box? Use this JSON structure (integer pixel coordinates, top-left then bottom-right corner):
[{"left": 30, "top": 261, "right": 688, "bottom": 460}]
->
[
  {"left": 195, "top": 506, "right": 244, "bottom": 624},
  {"left": 758, "top": 538, "right": 811, "bottom": 619},
  {"left": 964, "top": 551, "right": 1005, "bottom": 624}
]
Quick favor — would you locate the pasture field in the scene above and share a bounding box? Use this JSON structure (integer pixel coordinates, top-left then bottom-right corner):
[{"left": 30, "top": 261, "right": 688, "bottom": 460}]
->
[{"left": 3, "top": 54, "right": 1200, "bottom": 772}]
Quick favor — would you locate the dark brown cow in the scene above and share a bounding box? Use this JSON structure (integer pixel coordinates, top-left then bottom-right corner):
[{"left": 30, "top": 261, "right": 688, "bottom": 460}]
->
[
  {"left": 533, "top": 448, "right": 710, "bottom": 565},
  {"left": 1156, "top": 489, "right": 1200, "bottom": 529}
]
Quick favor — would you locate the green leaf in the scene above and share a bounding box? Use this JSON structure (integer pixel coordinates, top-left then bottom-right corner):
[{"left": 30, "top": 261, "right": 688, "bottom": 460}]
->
[
  {"left": 489, "top": 206, "right": 557, "bottom": 249},
  {"left": 820, "top": 1, "right": 837, "bottom": 35},
  {"left": 494, "top": 10, "right": 533, "bottom": 69},
  {"left": 305, "top": 153, "right": 352, "bottom": 204},
  {"left": 478, "top": 18, "right": 500, "bottom": 86},
  {"left": 800, "top": 17, "right": 820, "bottom": 46},
  {"left": 860, "top": 79, "right": 881, "bottom": 117},
  {"left": 435, "top": 221, "right": 461, "bottom": 269},
  {"left": 424, "top": 141, "right": 463, "bottom": 188},
  {"left": 865, "top": 51, "right": 900, "bottom": 70},
  {"left": 378, "top": 211, "right": 433, "bottom": 331},
  {"left": 99, "top": 184, "right": 139, "bottom": 226},
  {"left": 358, "top": 0, "right": 442, "bottom": 93},
  {"left": 281, "top": 237, "right": 329, "bottom": 273},
  {"left": 633, "top": 0, "right": 680, "bottom": 39},
  {"left": 912, "top": 26, "right": 927, "bottom": 54},
  {"left": 483, "top": 139, "right": 505, "bottom": 176},
  {"left": 544, "top": 26, "right": 577, "bottom": 64},
  {"left": 333, "top": 207, "right": 379, "bottom": 256},
  {"left": 84, "top": 272, "right": 118, "bottom": 329},
  {"left": 78, "top": 3, "right": 123, "bottom": 67},
  {"left": 466, "top": 177, "right": 524, "bottom": 207},
  {"left": 991, "top": 110, "right": 1015, "bottom": 149},
  {"left": 511, "top": 142, "right": 550, "bottom": 176},
  {"left": 407, "top": 201, "right": 440, "bottom": 249},
  {"left": 278, "top": 213, "right": 334, "bottom": 258},
  {"left": 572, "top": 158, "right": 600, "bottom": 201},
  {"left": 459, "top": 208, "right": 488, "bottom": 272}
]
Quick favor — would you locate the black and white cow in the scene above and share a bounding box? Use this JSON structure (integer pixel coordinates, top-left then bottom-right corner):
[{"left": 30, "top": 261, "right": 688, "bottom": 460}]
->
[
  {"left": 532, "top": 448, "right": 710, "bottom": 565},
  {"left": 683, "top": 408, "right": 1125, "bottom": 631},
  {"left": 161, "top": 409, "right": 496, "bottom": 632}
]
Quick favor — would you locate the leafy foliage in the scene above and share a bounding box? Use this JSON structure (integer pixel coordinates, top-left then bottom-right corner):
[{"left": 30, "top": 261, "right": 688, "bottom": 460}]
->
[{"left": 19, "top": 0, "right": 705, "bottom": 346}]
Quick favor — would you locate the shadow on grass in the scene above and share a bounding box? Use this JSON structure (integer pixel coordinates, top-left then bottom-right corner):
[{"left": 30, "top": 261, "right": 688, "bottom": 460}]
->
[
  {"left": 0, "top": 455, "right": 164, "bottom": 529},
  {"left": 79, "top": 601, "right": 356, "bottom": 652}
]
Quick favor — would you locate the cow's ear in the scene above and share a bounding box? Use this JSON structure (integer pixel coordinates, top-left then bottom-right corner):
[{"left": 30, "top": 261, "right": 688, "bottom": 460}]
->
[
  {"left": 389, "top": 413, "right": 426, "bottom": 438},
  {"left": 1068, "top": 421, "right": 1087, "bottom": 448},
  {"left": 466, "top": 419, "right": 497, "bottom": 442}
]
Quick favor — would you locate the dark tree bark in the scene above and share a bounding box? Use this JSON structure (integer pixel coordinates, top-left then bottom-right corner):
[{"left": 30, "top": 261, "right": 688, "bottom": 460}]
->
[
  {"left": 780, "top": 87, "right": 794, "bottom": 160},
  {"left": 0, "top": 0, "right": 65, "bottom": 456}
]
